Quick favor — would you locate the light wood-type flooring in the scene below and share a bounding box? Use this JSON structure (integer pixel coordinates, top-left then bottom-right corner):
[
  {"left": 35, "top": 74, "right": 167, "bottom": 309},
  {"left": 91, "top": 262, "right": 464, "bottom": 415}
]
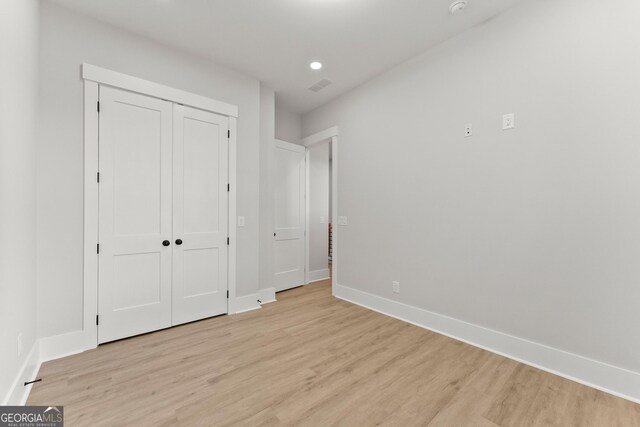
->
[{"left": 29, "top": 279, "right": 640, "bottom": 426}]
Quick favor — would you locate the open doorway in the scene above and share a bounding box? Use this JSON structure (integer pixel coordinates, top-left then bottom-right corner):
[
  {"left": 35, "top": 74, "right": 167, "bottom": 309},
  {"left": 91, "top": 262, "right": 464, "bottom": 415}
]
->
[
  {"left": 306, "top": 141, "right": 332, "bottom": 283},
  {"left": 303, "top": 127, "right": 339, "bottom": 291}
]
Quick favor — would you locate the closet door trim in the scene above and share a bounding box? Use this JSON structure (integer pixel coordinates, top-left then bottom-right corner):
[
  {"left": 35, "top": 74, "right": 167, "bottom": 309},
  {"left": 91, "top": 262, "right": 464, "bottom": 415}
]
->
[{"left": 82, "top": 63, "right": 238, "bottom": 118}]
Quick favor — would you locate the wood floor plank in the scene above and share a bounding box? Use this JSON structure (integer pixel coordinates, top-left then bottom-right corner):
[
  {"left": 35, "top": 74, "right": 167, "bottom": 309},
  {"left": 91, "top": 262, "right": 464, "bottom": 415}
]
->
[{"left": 28, "top": 279, "right": 640, "bottom": 426}]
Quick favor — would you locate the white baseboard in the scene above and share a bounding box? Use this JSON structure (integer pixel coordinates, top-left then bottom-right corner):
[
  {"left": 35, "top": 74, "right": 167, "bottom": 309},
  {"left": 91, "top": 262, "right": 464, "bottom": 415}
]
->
[
  {"left": 258, "top": 287, "right": 277, "bottom": 304},
  {"left": 308, "top": 268, "right": 330, "bottom": 283},
  {"left": 232, "top": 293, "right": 262, "bottom": 314},
  {"left": 334, "top": 284, "right": 640, "bottom": 404},
  {"left": 3, "top": 341, "right": 41, "bottom": 405},
  {"left": 234, "top": 288, "right": 278, "bottom": 313},
  {"left": 39, "top": 330, "right": 89, "bottom": 363},
  {"left": 4, "top": 330, "right": 94, "bottom": 406}
]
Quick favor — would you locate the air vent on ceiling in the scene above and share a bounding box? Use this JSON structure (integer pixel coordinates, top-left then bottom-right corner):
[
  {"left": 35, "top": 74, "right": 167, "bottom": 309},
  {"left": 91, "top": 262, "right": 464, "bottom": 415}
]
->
[{"left": 308, "top": 78, "right": 333, "bottom": 93}]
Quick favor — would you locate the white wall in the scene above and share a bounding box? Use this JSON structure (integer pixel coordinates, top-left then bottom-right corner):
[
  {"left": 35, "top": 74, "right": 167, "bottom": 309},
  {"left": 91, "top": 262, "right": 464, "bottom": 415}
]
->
[
  {"left": 303, "top": 0, "right": 640, "bottom": 377},
  {"left": 37, "top": 3, "right": 262, "bottom": 339},
  {"left": 259, "top": 85, "right": 275, "bottom": 291},
  {"left": 275, "top": 106, "right": 302, "bottom": 144},
  {"left": 0, "top": 0, "right": 39, "bottom": 403},
  {"left": 308, "top": 143, "right": 330, "bottom": 280}
]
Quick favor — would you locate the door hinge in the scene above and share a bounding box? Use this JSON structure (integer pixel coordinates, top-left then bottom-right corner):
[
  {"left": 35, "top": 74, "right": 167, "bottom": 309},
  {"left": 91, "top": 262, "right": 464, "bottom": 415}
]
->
[
  {"left": 97, "top": 243, "right": 100, "bottom": 254},
  {"left": 227, "top": 237, "right": 230, "bottom": 245},
  {"left": 97, "top": 101, "right": 100, "bottom": 113},
  {"left": 96, "top": 315, "right": 99, "bottom": 326},
  {"left": 227, "top": 130, "right": 230, "bottom": 139},
  {"left": 97, "top": 172, "right": 100, "bottom": 183},
  {"left": 227, "top": 290, "right": 229, "bottom": 299}
]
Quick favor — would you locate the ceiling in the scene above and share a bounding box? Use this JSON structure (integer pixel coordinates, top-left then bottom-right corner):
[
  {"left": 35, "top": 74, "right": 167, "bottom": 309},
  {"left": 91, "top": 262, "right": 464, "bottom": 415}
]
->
[{"left": 48, "top": 0, "right": 523, "bottom": 114}]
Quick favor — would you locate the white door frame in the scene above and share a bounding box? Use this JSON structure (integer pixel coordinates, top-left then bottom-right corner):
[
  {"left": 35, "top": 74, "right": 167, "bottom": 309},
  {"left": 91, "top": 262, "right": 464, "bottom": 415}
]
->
[
  {"left": 301, "top": 126, "right": 339, "bottom": 292},
  {"left": 82, "top": 64, "right": 238, "bottom": 350}
]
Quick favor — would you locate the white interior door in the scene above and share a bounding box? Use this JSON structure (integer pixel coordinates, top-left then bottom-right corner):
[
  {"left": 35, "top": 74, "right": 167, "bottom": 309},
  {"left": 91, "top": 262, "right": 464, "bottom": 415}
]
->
[
  {"left": 98, "top": 86, "right": 173, "bottom": 344},
  {"left": 172, "top": 105, "right": 229, "bottom": 325},
  {"left": 274, "top": 140, "right": 306, "bottom": 291}
]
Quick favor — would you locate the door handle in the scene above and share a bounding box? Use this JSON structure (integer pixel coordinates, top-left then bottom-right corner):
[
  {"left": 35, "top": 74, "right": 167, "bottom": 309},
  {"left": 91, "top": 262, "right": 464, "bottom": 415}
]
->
[
  {"left": 162, "top": 240, "right": 170, "bottom": 246},
  {"left": 175, "top": 239, "right": 183, "bottom": 245}
]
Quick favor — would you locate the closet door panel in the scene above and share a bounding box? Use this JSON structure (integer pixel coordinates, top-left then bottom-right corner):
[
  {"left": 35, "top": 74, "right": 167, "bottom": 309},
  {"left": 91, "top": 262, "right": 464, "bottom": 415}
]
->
[
  {"left": 98, "top": 86, "right": 173, "bottom": 344},
  {"left": 172, "top": 104, "right": 229, "bottom": 325},
  {"left": 273, "top": 140, "right": 306, "bottom": 291}
]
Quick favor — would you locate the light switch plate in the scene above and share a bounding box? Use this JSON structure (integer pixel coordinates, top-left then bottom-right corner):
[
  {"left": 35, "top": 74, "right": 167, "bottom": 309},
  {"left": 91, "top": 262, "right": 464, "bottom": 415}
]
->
[
  {"left": 320, "top": 216, "right": 325, "bottom": 224},
  {"left": 338, "top": 216, "right": 348, "bottom": 226},
  {"left": 237, "top": 216, "right": 245, "bottom": 227},
  {"left": 392, "top": 281, "right": 400, "bottom": 294},
  {"left": 465, "top": 123, "right": 473, "bottom": 137},
  {"left": 503, "top": 113, "right": 515, "bottom": 130}
]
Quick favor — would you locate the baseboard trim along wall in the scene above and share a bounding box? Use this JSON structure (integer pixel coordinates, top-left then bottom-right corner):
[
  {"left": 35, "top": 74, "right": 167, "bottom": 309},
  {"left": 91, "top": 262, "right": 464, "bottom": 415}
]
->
[
  {"left": 258, "top": 287, "right": 277, "bottom": 305},
  {"left": 334, "top": 283, "right": 640, "bottom": 404},
  {"left": 4, "top": 330, "right": 99, "bottom": 405},
  {"left": 233, "top": 293, "right": 261, "bottom": 314},
  {"left": 308, "top": 268, "right": 330, "bottom": 284},
  {"left": 39, "top": 330, "right": 88, "bottom": 363},
  {"left": 233, "top": 288, "right": 277, "bottom": 314},
  {"left": 3, "top": 341, "right": 41, "bottom": 405}
]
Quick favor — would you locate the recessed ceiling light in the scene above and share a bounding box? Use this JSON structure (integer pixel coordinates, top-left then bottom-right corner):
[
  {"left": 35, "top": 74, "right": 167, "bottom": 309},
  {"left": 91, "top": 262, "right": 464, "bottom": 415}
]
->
[
  {"left": 310, "top": 61, "right": 323, "bottom": 70},
  {"left": 449, "top": 0, "right": 468, "bottom": 15}
]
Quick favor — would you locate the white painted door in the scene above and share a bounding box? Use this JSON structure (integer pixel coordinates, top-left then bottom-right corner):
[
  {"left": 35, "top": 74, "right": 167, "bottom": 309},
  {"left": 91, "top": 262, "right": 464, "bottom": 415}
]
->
[
  {"left": 172, "top": 105, "right": 228, "bottom": 325},
  {"left": 98, "top": 86, "right": 173, "bottom": 344},
  {"left": 274, "top": 140, "right": 306, "bottom": 291}
]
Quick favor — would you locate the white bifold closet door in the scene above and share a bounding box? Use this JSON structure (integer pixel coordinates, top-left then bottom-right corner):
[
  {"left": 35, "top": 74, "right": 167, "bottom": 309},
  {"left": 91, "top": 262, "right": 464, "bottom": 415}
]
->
[
  {"left": 274, "top": 140, "right": 306, "bottom": 292},
  {"left": 98, "top": 86, "right": 228, "bottom": 344}
]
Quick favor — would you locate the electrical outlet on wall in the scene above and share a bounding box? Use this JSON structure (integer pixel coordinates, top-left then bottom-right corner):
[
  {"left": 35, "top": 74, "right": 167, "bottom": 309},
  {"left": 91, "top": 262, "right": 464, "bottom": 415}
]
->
[
  {"left": 237, "top": 216, "right": 245, "bottom": 227},
  {"left": 392, "top": 281, "right": 400, "bottom": 294},
  {"left": 17, "top": 333, "right": 22, "bottom": 357},
  {"left": 338, "top": 216, "right": 348, "bottom": 226},
  {"left": 320, "top": 216, "right": 325, "bottom": 224},
  {"left": 502, "top": 113, "right": 515, "bottom": 130}
]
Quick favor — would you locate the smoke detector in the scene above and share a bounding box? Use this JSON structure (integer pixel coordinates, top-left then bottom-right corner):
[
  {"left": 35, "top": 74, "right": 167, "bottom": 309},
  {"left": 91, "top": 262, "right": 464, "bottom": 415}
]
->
[{"left": 449, "top": 0, "right": 468, "bottom": 15}]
